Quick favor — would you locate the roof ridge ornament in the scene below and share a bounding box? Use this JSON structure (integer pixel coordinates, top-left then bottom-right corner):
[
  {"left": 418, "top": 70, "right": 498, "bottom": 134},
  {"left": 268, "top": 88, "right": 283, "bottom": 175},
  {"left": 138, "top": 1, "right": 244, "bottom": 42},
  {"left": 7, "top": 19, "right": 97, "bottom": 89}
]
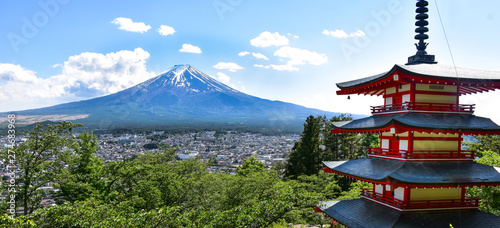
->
[{"left": 407, "top": 0, "right": 437, "bottom": 65}]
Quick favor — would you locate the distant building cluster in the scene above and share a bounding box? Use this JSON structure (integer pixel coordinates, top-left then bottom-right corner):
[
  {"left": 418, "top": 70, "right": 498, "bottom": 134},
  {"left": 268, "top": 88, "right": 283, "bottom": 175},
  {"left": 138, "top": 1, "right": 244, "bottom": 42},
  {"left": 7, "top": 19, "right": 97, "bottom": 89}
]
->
[{"left": 96, "top": 131, "right": 298, "bottom": 169}]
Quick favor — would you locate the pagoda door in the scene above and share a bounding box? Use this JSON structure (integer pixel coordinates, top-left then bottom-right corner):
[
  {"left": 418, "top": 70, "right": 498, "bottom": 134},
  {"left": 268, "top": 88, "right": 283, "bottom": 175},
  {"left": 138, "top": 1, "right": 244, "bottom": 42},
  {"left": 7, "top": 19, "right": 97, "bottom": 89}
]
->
[
  {"left": 394, "top": 96, "right": 402, "bottom": 109},
  {"left": 383, "top": 184, "right": 393, "bottom": 199},
  {"left": 390, "top": 139, "right": 399, "bottom": 153}
]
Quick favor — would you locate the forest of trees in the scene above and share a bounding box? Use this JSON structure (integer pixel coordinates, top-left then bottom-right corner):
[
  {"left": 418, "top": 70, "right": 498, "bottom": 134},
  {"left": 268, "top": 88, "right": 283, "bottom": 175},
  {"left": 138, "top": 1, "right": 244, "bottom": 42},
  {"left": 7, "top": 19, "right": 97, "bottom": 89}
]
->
[{"left": 1, "top": 116, "right": 500, "bottom": 227}]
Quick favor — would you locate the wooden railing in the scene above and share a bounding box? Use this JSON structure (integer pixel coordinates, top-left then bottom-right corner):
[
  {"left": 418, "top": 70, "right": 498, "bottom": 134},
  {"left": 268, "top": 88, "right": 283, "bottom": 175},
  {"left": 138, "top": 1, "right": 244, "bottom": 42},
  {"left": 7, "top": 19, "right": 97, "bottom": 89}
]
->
[
  {"left": 362, "top": 189, "right": 480, "bottom": 210},
  {"left": 371, "top": 102, "right": 475, "bottom": 114},
  {"left": 406, "top": 198, "right": 479, "bottom": 209},
  {"left": 362, "top": 189, "right": 404, "bottom": 209},
  {"left": 368, "top": 147, "right": 475, "bottom": 160}
]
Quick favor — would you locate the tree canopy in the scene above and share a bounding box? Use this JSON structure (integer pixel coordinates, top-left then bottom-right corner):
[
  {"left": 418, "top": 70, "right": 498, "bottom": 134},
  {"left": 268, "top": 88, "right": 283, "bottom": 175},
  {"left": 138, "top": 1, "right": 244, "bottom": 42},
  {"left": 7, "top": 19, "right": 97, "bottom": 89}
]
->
[{"left": 1, "top": 121, "right": 366, "bottom": 227}]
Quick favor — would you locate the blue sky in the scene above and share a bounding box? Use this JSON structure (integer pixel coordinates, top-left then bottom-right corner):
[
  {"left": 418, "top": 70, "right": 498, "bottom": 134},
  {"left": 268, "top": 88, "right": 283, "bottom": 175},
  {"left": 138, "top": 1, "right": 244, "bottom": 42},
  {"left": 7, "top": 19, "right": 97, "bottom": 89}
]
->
[{"left": 1, "top": 0, "right": 500, "bottom": 123}]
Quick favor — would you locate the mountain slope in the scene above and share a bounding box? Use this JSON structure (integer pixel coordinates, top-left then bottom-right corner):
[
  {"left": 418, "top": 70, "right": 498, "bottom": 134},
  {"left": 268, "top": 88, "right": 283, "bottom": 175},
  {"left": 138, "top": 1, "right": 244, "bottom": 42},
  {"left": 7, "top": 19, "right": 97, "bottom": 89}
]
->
[{"left": 6, "top": 65, "right": 350, "bottom": 130}]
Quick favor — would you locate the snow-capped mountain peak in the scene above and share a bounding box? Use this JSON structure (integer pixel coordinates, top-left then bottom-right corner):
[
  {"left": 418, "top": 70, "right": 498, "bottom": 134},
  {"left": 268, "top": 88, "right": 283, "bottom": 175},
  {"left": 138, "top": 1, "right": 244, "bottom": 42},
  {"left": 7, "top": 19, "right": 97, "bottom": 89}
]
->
[
  {"left": 9, "top": 64, "right": 340, "bottom": 131},
  {"left": 140, "top": 64, "right": 240, "bottom": 94}
]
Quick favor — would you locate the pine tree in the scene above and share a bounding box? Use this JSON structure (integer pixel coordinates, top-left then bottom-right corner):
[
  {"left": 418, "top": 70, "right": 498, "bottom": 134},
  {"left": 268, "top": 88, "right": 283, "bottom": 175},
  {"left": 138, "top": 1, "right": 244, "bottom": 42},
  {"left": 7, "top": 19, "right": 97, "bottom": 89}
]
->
[{"left": 285, "top": 115, "right": 321, "bottom": 178}]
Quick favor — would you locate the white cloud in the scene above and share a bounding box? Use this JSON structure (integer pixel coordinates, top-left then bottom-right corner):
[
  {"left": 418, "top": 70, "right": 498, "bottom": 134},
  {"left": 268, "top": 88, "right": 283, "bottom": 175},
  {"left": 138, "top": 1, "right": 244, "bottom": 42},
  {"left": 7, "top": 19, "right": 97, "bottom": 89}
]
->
[
  {"left": 287, "top": 33, "right": 299, "bottom": 39},
  {"left": 111, "top": 17, "right": 151, "bottom": 33},
  {"left": 179, "top": 44, "right": 202, "bottom": 54},
  {"left": 158, "top": 25, "right": 175, "bottom": 36},
  {"left": 209, "top": 72, "right": 238, "bottom": 89},
  {"left": 250, "top": 31, "right": 289, "bottom": 48},
  {"left": 239, "top": 51, "right": 269, "bottom": 60},
  {"left": 253, "top": 64, "right": 270, "bottom": 69},
  {"left": 60, "top": 47, "right": 155, "bottom": 95},
  {"left": 0, "top": 64, "right": 38, "bottom": 82},
  {"left": 216, "top": 72, "right": 231, "bottom": 85},
  {"left": 269, "top": 64, "right": 299, "bottom": 72},
  {"left": 322, "top": 29, "right": 365, "bottom": 38},
  {"left": 251, "top": 47, "right": 326, "bottom": 71},
  {"left": 274, "top": 46, "right": 328, "bottom": 66},
  {"left": 252, "top": 52, "right": 269, "bottom": 60},
  {"left": 0, "top": 48, "right": 156, "bottom": 111},
  {"left": 238, "top": 51, "right": 250, "bottom": 56},
  {"left": 213, "top": 62, "right": 244, "bottom": 72}
]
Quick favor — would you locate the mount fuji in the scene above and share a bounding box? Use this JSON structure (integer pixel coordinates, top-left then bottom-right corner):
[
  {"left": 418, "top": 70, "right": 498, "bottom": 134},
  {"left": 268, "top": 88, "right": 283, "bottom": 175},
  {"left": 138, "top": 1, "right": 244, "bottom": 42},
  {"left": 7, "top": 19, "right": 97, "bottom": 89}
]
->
[{"left": 5, "top": 65, "right": 346, "bottom": 131}]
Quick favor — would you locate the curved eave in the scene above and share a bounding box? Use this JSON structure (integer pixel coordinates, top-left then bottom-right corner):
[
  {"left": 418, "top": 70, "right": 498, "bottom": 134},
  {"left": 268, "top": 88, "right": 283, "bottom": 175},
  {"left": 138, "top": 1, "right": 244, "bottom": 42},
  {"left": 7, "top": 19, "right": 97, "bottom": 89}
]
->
[
  {"left": 331, "top": 113, "right": 500, "bottom": 136},
  {"left": 336, "top": 64, "right": 500, "bottom": 96},
  {"left": 323, "top": 158, "right": 500, "bottom": 186},
  {"left": 317, "top": 199, "right": 500, "bottom": 228}
]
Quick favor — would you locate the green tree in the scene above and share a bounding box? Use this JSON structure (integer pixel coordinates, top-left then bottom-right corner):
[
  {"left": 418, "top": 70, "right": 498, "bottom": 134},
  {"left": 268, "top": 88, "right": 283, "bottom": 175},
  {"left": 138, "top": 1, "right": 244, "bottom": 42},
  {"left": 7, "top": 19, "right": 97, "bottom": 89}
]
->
[
  {"left": 236, "top": 156, "right": 265, "bottom": 176},
  {"left": 464, "top": 135, "right": 500, "bottom": 156},
  {"left": 285, "top": 115, "right": 321, "bottom": 179},
  {"left": 463, "top": 136, "right": 500, "bottom": 216},
  {"left": 0, "top": 121, "right": 82, "bottom": 215},
  {"left": 0, "top": 214, "right": 36, "bottom": 228},
  {"left": 56, "top": 131, "right": 103, "bottom": 203},
  {"left": 2, "top": 122, "right": 346, "bottom": 226},
  {"left": 467, "top": 150, "right": 500, "bottom": 216},
  {"left": 321, "top": 114, "right": 374, "bottom": 161}
]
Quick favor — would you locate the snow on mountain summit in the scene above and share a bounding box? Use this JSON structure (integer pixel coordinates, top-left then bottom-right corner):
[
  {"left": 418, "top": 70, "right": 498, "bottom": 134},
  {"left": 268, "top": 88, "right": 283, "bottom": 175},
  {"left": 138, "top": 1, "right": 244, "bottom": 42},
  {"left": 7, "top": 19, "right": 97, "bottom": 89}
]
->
[
  {"left": 9, "top": 64, "right": 340, "bottom": 130},
  {"left": 138, "top": 64, "right": 240, "bottom": 94}
]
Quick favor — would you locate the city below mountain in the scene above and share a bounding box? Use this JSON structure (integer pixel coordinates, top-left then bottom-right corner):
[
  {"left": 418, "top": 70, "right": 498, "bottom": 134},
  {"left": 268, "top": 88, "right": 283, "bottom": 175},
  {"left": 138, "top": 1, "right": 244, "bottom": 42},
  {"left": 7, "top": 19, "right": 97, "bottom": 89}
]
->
[{"left": 3, "top": 65, "right": 351, "bottom": 132}]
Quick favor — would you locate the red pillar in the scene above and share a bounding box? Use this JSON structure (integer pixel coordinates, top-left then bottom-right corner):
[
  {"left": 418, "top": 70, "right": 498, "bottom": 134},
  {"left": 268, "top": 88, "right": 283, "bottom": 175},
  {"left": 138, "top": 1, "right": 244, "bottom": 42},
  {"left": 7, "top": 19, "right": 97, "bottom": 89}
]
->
[
  {"left": 408, "top": 131, "right": 414, "bottom": 158},
  {"left": 404, "top": 186, "right": 411, "bottom": 207}
]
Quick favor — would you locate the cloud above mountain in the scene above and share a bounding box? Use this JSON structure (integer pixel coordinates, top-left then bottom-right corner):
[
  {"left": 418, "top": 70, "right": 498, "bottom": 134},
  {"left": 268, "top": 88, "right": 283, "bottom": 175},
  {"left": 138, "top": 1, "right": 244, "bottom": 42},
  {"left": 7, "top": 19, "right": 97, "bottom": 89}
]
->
[
  {"left": 213, "top": 62, "right": 244, "bottom": 72},
  {"left": 158, "top": 25, "right": 176, "bottom": 36},
  {"left": 0, "top": 48, "right": 155, "bottom": 111},
  {"left": 250, "top": 31, "right": 289, "bottom": 48},
  {"left": 179, "top": 44, "right": 202, "bottom": 54},
  {"left": 322, "top": 29, "right": 365, "bottom": 38},
  {"left": 111, "top": 17, "right": 151, "bottom": 33}
]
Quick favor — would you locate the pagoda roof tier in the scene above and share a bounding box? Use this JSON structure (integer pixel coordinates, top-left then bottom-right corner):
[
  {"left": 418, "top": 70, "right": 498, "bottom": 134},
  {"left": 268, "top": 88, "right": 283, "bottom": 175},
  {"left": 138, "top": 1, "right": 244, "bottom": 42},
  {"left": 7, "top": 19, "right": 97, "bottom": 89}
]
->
[
  {"left": 331, "top": 113, "right": 500, "bottom": 135},
  {"left": 336, "top": 64, "right": 500, "bottom": 96},
  {"left": 323, "top": 158, "right": 500, "bottom": 185},
  {"left": 317, "top": 199, "right": 500, "bottom": 228}
]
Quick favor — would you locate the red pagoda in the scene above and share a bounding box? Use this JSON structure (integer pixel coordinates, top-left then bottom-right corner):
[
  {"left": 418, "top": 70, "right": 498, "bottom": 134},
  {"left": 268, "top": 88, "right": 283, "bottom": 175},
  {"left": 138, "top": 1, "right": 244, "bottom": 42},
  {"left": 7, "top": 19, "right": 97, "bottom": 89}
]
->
[{"left": 315, "top": 1, "right": 500, "bottom": 227}]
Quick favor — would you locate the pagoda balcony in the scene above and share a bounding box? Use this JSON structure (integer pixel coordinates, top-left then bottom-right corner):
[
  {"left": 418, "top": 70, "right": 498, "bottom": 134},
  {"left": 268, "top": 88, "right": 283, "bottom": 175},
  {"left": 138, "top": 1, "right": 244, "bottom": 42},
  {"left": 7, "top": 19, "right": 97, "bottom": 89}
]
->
[
  {"left": 368, "top": 147, "right": 475, "bottom": 160},
  {"left": 361, "top": 189, "right": 405, "bottom": 209},
  {"left": 361, "top": 189, "right": 480, "bottom": 210},
  {"left": 405, "top": 198, "right": 480, "bottom": 210},
  {"left": 370, "top": 102, "right": 475, "bottom": 114}
]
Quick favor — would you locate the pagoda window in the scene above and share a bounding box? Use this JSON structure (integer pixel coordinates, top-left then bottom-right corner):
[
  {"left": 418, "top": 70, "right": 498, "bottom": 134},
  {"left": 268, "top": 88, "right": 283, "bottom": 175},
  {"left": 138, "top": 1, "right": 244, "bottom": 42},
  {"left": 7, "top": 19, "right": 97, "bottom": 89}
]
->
[
  {"left": 402, "top": 94, "right": 411, "bottom": 103},
  {"left": 394, "top": 187, "right": 405, "bottom": 201},
  {"left": 385, "top": 97, "right": 393, "bottom": 106},
  {"left": 381, "top": 139, "right": 389, "bottom": 149},
  {"left": 399, "top": 140, "right": 408, "bottom": 151},
  {"left": 375, "top": 184, "right": 383, "bottom": 194}
]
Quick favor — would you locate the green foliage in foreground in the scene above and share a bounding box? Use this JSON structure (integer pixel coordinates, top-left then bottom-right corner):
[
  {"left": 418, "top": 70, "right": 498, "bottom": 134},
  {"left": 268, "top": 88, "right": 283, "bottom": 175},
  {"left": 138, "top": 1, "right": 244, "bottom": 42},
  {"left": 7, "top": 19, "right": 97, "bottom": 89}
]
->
[
  {"left": 0, "top": 121, "right": 366, "bottom": 227},
  {"left": 3, "top": 153, "right": 353, "bottom": 227},
  {"left": 465, "top": 135, "right": 500, "bottom": 217}
]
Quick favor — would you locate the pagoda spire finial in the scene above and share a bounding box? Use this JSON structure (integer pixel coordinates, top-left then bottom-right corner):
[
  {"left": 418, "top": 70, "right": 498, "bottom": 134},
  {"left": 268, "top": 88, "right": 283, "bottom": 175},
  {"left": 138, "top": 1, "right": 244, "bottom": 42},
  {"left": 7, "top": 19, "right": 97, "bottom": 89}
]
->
[{"left": 407, "top": 0, "right": 437, "bottom": 65}]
